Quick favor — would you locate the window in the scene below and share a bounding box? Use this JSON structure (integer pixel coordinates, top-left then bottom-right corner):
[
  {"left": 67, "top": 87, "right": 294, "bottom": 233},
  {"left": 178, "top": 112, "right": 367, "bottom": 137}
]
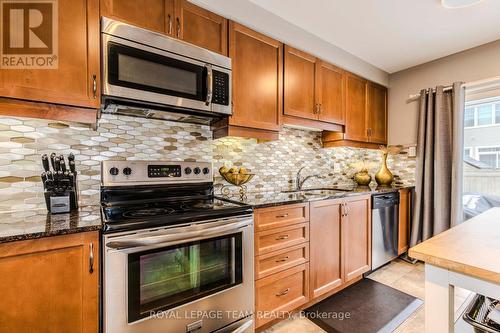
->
[
  {"left": 464, "top": 99, "right": 500, "bottom": 128},
  {"left": 465, "top": 108, "right": 475, "bottom": 127},
  {"left": 477, "top": 147, "right": 500, "bottom": 168},
  {"left": 464, "top": 147, "right": 472, "bottom": 157},
  {"left": 477, "top": 105, "right": 493, "bottom": 126}
]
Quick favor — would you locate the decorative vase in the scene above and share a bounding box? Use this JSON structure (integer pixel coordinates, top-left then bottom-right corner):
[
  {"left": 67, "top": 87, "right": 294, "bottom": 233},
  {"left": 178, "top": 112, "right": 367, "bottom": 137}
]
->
[
  {"left": 375, "top": 153, "right": 394, "bottom": 186},
  {"left": 354, "top": 169, "right": 372, "bottom": 186}
]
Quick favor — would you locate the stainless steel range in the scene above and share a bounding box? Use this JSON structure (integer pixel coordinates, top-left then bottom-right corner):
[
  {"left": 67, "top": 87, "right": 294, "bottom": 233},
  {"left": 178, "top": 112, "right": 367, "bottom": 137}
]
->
[{"left": 101, "top": 160, "right": 254, "bottom": 333}]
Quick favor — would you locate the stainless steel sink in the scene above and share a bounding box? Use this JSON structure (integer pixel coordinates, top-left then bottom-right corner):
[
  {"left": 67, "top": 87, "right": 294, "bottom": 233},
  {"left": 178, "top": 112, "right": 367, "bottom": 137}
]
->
[{"left": 281, "top": 188, "right": 352, "bottom": 194}]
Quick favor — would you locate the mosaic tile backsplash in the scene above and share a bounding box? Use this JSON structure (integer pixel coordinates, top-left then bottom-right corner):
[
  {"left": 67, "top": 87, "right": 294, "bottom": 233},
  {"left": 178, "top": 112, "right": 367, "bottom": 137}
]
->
[{"left": 0, "top": 114, "right": 415, "bottom": 212}]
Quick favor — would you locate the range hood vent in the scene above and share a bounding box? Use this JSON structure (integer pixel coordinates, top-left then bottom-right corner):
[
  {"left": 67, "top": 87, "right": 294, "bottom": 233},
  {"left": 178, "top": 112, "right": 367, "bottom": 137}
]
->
[{"left": 101, "top": 99, "right": 223, "bottom": 126}]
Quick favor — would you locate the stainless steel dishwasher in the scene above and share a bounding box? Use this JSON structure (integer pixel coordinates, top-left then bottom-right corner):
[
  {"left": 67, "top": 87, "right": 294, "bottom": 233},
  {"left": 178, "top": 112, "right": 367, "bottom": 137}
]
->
[{"left": 371, "top": 192, "right": 400, "bottom": 271}]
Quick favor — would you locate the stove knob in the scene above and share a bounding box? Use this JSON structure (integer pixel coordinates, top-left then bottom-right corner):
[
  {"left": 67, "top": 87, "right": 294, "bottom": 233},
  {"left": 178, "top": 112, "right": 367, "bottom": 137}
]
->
[
  {"left": 123, "top": 167, "right": 132, "bottom": 176},
  {"left": 202, "top": 167, "right": 210, "bottom": 175},
  {"left": 184, "top": 167, "right": 192, "bottom": 175},
  {"left": 109, "top": 167, "right": 119, "bottom": 176},
  {"left": 193, "top": 167, "right": 201, "bottom": 175}
]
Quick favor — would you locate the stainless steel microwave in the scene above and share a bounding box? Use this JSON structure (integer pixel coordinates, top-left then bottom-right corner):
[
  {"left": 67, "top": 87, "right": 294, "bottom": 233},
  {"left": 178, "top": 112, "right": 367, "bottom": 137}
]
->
[{"left": 101, "top": 17, "right": 231, "bottom": 122}]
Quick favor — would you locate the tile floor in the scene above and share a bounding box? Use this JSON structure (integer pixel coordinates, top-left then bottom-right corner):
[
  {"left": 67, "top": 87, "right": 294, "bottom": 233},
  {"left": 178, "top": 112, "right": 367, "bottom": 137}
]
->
[{"left": 263, "top": 259, "right": 473, "bottom": 333}]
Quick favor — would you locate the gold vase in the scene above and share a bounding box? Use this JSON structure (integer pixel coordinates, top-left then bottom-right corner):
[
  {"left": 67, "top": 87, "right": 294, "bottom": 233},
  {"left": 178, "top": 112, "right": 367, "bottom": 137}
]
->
[
  {"left": 354, "top": 169, "right": 372, "bottom": 186},
  {"left": 375, "top": 153, "right": 394, "bottom": 186}
]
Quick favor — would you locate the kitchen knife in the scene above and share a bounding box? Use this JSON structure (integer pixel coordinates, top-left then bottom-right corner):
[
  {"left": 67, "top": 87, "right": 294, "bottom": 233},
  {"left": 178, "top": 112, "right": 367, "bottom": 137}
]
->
[
  {"left": 69, "top": 173, "right": 75, "bottom": 189},
  {"left": 54, "top": 157, "right": 60, "bottom": 172},
  {"left": 41, "top": 172, "right": 47, "bottom": 190},
  {"left": 50, "top": 153, "right": 56, "bottom": 170},
  {"left": 41, "top": 154, "right": 50, "bottom": 172},
  {"left": 60, "top": 159, "right": 67, "bottom": 172},
  {"left": 68, "top": 153, "right": 75, "bottom": 163},
  {"left": 69, "top": 160, "right": 76, "bottom": 174}
]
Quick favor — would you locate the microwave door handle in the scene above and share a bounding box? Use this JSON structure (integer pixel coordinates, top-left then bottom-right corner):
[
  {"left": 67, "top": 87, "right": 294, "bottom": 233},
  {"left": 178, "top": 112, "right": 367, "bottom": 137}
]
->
[
  {"left": 205, "top": 64, "right": 213, "bottom": 106},
  {"left": 106, "top": 219, "right": 250, "bottom": 251}
]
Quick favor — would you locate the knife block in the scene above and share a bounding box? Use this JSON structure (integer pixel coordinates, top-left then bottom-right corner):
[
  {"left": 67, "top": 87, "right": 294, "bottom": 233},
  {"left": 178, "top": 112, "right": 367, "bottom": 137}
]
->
[{"left": 44, "top": 189, "right": 78, "bottom": 214}]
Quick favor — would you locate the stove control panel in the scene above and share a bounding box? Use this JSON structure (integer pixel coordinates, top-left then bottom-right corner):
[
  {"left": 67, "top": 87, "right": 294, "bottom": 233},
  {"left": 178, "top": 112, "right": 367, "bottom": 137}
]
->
[{"left": 102, "top": 160, "right": 212, "bottom": 186}]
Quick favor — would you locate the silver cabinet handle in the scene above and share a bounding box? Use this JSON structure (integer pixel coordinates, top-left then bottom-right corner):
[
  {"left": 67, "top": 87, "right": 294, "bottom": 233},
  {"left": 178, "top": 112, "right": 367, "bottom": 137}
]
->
[
  {"left": 89, "top": 242, "right": 94, "bottom": 273},
  {"left": 205, "top": 64, "right": 213, "bottom": 106},
  {"left": 275, "top": 256, "right": 289, "bottom": 263},
  {"left": 275, "top": 234, "right": 289, "bottom": 241},
  {"left": 176, "top": 17, "right": 181, "bottom": 37},
  {"left": 276, "top": 288, "right": 290, "bottom": 296},
  {"left": 92, "top": 75, "right": 97, "bottom": 99},
  {"left": 168, "top": 14, "right": 172, "bottom": 35}
]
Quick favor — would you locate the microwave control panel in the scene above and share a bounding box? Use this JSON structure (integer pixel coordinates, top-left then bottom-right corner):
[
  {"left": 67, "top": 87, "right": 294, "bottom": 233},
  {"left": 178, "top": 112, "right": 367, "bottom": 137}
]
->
[{"left": 212, "top": 70, "right": 229, "bottom": 106}]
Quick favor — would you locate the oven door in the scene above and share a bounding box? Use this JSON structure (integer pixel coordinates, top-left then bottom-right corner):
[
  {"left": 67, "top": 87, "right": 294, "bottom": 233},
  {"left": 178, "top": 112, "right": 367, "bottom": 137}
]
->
[
  {"left": 102, "top": 34, "right": 213, "bottom": 112},
  {"left": 103, "top": 215, "right": 254, "bottom": 333}
]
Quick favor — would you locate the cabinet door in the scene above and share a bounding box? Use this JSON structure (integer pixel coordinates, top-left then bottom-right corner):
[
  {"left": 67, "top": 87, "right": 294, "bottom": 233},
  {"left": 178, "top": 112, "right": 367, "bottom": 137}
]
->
[
  {"left": 398, "top": 189, "right": 411, "bottom": 255},
  {"left": 0, "top": 232, "right": 99, "bottom": 332},
  {"left": 0, "top": 0, "right": 100, "bottom": 108},
  {"left": 229, "top": 22, "right": 282, "bottom": 131},
  {"left": 175, "top": 0, "right": 228, "bottom": 55},
  {"left": 343, "top": 195, "right": 371, "bottom": 282},
  {"left": 284, "top": 46, "right": 317, "bottom": 120},
  {"left": 317, "top": 61, "right": 345, "bottom": 124},
  {"left": 368, "top": 82, "right": 388, "bottom": 144},
  {"left": 344, "top": 72, "right": 368, "bottom": 142},
  {"left": 101, "top": 0, "right": 170, "bottom": 34},
  {"left": 310, "top": 199, "right": 343, "bottom": 298}
]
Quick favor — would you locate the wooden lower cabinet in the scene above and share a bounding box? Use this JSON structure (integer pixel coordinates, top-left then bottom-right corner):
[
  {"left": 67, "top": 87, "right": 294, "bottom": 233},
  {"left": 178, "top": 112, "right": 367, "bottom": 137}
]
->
[
  {"left": 398, "top": 188, "right": 412, "bottom": 255},
  {"left": 309, "top": 199, "right": 343, "bottom": 298},
  {"left": 255, "top": 243, "right": 309, "bottom": 280},
  {"left": 343, "top": 195, "right": 372, "bottom": 282},
  {"left": 255, "top": 222, "right": 309, "bottom": 256},
  {"left": 254, "top": 198, "right": 371, "bottom": 330},
  {"left": 0, "top": 231, "right": 99, "bottom": 333},
  {"left": 255, "top": 263, "right": 309, "bottom": 328}
]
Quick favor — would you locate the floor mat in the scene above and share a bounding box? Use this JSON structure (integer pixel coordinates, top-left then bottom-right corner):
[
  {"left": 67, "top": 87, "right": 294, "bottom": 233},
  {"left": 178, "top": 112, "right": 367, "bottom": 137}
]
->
[{"left": 305, "top": 278, "right": 423, "bottom": 333}]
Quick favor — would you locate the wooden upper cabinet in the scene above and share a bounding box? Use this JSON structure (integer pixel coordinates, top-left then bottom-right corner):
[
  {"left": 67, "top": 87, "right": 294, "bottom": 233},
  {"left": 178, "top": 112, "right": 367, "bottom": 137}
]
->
[
  {"left": 343, "top": 195, "right": 371, "bottom": 282},
  {"left": 229, "top": 22, "right": 282, "bottom": 132},
  {"left": 284, "top": 46, "right": 317, "bottom": 120},
  {"left": 175, "top": 0, "right": 228, "bottom": 55},
  {"left": 367, "top": 82, "right": 388, "bottom": 144},
  {"left": 317, "top": 62, "right": 345, "bottom": 124},
  {"left": 344, "top": 72, "right": 368, "bottom": 142},
  {"left": 310, "top": 199, "right": 343, "bottom": 299},
  {"left": 100, "top": 0, "right": 171, "bottom": 34},
  {"left": 0, "top": 232, "right": 99, "bottom": 332},
  {"left": 0, "top": 0, "right": 100, "bottom": 109}
]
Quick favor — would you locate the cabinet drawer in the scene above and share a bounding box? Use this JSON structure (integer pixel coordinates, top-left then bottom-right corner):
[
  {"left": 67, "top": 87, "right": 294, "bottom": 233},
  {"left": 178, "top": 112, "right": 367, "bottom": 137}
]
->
[
  {"left": 255, "top": 203, "right": 309, "bottom": 232},
  {"left": 255, "top": 243, "right": 309, "bottom": 280},
  {"left": 255, "top": 223, "right": 309, "bottom": 256},
  {"left": 255, "top": 263, "right": 309, "bottom": 328}
]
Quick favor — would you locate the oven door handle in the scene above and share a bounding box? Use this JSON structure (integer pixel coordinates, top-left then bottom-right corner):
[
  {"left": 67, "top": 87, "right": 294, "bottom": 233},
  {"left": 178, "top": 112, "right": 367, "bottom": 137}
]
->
[{"left": 106, "top": 219, "right": 250, "bottom": 251}]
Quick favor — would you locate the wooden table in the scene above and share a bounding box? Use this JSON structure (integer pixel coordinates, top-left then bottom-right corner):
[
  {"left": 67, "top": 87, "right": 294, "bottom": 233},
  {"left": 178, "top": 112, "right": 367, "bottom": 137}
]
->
[{"left": 409, "top": 208, "right": 500, "bottom": 333}]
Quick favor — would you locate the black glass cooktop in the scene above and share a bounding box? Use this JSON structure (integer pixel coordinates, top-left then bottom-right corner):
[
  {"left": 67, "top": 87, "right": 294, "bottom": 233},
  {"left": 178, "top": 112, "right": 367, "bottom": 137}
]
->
[{"left": 101, "top": 188, "right": 252, "bottom": 233}]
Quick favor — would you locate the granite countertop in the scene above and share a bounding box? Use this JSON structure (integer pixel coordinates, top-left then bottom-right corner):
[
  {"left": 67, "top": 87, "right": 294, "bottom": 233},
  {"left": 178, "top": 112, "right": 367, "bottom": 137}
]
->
[
  {"left": 218, "top": 185, "right": 414, "bottom": 208},
  {"left": 0, "top": 205, "right": 102, "bottom": 244}
]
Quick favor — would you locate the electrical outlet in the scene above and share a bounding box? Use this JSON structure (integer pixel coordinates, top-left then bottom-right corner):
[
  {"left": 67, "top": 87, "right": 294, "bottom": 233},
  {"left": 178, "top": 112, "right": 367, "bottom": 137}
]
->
[{"left": 408, "top": 146, "right": 417, "bottom": 157}]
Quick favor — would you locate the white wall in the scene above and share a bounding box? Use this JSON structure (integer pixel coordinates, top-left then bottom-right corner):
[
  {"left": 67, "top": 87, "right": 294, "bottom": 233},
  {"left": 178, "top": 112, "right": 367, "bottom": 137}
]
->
[
  {"left": 388, "top": 39, "right": 500, "bottom": 145},
  {"left": 189, "top": 0, "right": 388, "bottom": 86}
]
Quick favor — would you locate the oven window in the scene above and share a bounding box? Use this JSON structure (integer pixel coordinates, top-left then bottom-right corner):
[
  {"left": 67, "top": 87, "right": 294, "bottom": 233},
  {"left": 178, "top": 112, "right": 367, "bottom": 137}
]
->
[
  {"left": 127, "top": 233, "right": 242, "bottom": 322},
  {"left": 108, "top": 43, "right": 205, "bottom": 101}
]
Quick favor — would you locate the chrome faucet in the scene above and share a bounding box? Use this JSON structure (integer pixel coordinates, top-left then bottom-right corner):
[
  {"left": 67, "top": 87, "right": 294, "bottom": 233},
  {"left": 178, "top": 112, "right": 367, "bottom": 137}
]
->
[{"left": 295, "top": 166, "right": 323, "bottom": 190}]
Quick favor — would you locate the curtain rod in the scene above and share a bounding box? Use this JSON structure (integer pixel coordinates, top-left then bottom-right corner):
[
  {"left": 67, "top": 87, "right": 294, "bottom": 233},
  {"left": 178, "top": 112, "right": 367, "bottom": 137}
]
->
[{"left": 407, "top": 77, "right": 500, "bottom": 101}]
